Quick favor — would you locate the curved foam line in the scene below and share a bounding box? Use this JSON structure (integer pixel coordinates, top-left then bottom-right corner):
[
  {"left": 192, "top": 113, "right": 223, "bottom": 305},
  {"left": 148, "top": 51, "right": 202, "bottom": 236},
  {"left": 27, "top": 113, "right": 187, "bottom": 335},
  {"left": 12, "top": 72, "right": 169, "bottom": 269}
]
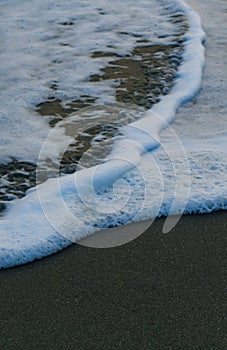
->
[{"left": 0, "top": 0, "right": 206, "bottom": 268}]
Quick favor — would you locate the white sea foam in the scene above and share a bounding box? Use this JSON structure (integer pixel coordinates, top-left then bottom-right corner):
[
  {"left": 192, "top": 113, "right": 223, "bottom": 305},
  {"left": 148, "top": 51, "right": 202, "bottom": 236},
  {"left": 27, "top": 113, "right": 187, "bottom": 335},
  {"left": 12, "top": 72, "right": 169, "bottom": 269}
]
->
[
  {"left": 0, "top": 0, "right": 178, "bottom": 163},
  {"left": 0, "top": 0, "right": 226, "bottom": 268}
]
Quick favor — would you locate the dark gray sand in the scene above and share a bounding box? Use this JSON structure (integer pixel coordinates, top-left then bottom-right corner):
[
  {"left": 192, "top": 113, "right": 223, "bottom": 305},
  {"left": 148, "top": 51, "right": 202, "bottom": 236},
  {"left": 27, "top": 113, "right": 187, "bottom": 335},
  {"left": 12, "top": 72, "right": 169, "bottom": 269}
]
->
[{"left": 0, "top": 212, "right": 226, "bottom": 350}]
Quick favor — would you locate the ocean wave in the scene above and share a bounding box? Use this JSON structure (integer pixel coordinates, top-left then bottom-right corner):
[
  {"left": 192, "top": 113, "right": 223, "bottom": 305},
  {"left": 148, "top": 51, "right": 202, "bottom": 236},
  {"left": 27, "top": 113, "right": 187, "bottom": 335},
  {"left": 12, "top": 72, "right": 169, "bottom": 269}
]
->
[{"left": 1, "top": 0, "right": 226, "bottom": 269}]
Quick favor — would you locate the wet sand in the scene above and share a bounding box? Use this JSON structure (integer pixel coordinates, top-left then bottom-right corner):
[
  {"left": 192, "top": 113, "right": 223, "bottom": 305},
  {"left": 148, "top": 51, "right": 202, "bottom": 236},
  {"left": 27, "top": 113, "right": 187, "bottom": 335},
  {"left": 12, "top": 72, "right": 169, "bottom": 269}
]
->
[
  {"left": 0, "top": 0, "right": 226, "bottom": 348},
  {"left": 0, "top": 212, "right": 226, "bottom": 349}
]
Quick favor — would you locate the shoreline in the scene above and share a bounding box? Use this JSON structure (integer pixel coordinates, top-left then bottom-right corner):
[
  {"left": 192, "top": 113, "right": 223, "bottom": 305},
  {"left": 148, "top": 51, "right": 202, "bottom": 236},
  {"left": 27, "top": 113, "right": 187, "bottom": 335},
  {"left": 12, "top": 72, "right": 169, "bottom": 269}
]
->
[
  {"left": 0, "top": 0, "right": 226, "bottom": 348},
  {"left": 0, "top": 211, "right": 226, "bottom": 349},
  {"left": 0, "top": 0, "right": 208, "bottom": 268}
]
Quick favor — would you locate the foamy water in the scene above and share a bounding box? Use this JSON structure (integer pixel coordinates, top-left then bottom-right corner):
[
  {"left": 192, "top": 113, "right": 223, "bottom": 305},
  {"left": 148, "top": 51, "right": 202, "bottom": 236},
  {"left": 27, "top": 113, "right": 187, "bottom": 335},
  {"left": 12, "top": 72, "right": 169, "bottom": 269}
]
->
[
  {"left": 0, "top": 0, "right": 226, "bottom": 268},
  {"left": 0, "top": 0, "right": 182, "bottom": 163}
]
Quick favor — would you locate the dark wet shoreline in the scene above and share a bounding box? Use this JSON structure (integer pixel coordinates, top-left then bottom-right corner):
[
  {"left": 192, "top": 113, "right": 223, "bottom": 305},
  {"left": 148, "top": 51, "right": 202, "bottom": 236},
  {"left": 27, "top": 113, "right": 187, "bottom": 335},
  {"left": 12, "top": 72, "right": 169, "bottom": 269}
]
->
[{"left": 0, "top": 211, "right": 226, "bottom": 349}]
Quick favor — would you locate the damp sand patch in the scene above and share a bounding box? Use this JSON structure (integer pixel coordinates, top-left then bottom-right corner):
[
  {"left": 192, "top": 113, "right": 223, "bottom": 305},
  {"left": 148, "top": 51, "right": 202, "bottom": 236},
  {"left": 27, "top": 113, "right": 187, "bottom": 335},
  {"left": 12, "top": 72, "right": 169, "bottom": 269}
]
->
[
  {"left": 36, "top": 97, "right": 97, "bottom": 127},
  {"left": 90, "top": 43, "right": 183, "bottom": 109},
  {"left": 35, "top": 42, "right": 184, "bottom": 127},
  {"left": 0, "top": 160, "right": 37, "bottom": 215}
]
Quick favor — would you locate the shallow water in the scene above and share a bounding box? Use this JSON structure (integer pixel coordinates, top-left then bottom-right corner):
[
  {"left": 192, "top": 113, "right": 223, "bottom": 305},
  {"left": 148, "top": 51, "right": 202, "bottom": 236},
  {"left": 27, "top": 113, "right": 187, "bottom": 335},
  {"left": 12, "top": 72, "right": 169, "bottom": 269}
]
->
[
  {"left": 0, "top": 0, "right": 226, "bottom": 268},
  {"left": 0, "top": 0, "right": 186, "bottom": 206}
]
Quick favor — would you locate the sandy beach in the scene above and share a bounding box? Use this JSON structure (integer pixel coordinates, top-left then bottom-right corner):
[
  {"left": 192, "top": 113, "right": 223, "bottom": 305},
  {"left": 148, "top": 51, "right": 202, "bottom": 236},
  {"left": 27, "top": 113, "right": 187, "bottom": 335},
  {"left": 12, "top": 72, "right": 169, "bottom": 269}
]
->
[
  {"left": 0, "top": 0, "right": 226, "bottom": 348},
  {"left": 0, "top": 212, "right": 226, "bottom": 349}
]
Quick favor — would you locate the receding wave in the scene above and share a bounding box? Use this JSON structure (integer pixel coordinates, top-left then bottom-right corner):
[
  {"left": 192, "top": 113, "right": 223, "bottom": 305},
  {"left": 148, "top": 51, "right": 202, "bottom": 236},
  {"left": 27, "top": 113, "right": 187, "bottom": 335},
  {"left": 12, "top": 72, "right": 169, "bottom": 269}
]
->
[{"left": 0, "top": 0, "right": 226, "bottom": 268}]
